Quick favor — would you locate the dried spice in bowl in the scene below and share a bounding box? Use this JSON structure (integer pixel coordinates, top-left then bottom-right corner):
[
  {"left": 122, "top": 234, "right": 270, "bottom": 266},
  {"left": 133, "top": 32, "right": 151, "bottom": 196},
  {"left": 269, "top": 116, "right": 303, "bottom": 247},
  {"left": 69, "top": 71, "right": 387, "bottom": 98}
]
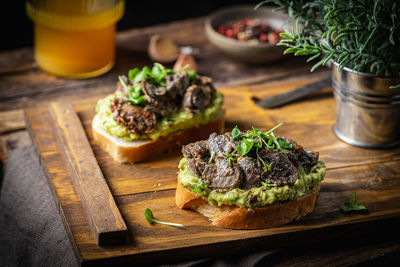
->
[{"left": 217, "top": 18, "right": 282, "bottom": 45}]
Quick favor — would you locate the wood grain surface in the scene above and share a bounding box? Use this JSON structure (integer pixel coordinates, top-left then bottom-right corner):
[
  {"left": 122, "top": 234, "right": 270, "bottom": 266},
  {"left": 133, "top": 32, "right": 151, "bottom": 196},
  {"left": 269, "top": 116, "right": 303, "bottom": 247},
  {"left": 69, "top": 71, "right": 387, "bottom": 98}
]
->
[
  {"left": 2, "top": 13, "right": 399, "bottom": 267},
  {"left": 48, "top": 102, "right": 127, "bottom": 246},
  {"left": 25, "top": 77, "right": 400, "bottom": 266}
]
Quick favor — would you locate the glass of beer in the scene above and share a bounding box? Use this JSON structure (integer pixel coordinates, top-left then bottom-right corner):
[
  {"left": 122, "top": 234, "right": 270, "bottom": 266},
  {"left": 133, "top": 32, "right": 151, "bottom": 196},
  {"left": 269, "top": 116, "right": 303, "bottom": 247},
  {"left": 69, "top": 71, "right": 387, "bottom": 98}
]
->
[{"left": 26, "top": 0, "right": 124, "bottom": 78}]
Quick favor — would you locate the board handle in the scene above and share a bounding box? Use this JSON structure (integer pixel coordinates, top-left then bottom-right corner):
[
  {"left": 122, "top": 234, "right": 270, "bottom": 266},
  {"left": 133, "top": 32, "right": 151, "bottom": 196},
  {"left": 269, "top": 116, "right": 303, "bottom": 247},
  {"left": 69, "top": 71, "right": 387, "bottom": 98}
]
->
[{"left": 49, "top": 102, "right": 128, "bottom": 246}]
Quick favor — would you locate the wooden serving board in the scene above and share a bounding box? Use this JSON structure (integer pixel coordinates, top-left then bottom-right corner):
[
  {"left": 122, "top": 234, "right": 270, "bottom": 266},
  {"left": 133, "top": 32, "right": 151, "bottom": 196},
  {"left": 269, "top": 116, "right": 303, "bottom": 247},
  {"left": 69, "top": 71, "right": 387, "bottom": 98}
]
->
[{"left": 25, "top": 77, "right": 400, "bottom": 266}]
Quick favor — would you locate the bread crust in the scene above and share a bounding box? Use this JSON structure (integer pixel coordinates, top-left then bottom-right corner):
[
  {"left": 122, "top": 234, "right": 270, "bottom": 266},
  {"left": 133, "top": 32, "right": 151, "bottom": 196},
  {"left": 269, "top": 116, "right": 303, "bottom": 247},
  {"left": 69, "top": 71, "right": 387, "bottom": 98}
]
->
[
  {"left": 176, "top": 180, "right": 320, "bottom": 229},
  {"left": 92, "top": 113, "right": 225, "bottom": 163}
]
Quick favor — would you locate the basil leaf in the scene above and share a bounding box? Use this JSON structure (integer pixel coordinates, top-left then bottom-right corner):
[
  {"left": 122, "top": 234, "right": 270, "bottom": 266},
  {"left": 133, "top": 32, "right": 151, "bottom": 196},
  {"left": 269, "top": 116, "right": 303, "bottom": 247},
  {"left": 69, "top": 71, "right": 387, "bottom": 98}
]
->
[{"left": 232, "top": 126, "right": 241, "bottom": 140}]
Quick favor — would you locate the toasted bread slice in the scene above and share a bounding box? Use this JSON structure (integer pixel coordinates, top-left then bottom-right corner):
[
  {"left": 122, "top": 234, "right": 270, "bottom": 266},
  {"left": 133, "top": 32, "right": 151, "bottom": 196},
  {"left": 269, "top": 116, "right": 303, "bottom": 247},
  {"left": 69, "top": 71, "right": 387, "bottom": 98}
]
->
[
  {"left": 92, "top": 110, "right": 225, "bottom": 163},
  {"left": 176, "top": 180, "right": 320, "bottom": 229}
]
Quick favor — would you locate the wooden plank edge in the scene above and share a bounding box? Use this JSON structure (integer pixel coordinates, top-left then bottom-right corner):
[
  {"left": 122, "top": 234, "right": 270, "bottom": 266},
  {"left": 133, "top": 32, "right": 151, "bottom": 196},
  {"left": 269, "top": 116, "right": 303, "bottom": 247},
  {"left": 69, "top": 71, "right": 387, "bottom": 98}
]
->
[
  {"left": 47, "top": 102, "right": 128, "bottom": 246},
  {"left": 24, "top": 109, "right": 84, "bottom": 266},
  {"left": 79, "top": 216, "right": 400, "bottom": 266}
]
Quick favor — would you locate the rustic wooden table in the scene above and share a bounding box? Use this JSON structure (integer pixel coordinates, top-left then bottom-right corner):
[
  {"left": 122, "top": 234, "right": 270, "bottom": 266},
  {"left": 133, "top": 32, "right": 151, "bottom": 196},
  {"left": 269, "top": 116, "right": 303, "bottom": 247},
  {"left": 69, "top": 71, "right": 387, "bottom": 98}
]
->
[{"left": 1, "top": 17, "right": 399, "bottom": 266}]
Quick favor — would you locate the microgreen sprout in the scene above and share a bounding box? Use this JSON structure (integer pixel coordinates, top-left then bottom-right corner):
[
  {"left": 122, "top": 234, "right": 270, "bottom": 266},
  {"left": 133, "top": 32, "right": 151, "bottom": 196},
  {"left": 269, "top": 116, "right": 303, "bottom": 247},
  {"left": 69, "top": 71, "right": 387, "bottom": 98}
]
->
[
  {"left": 187, "top": 70, "right": 197, "bottom": 80},
  {"left": 256, "top": 148, "right": 271, "bottom": 171},
  {"left": 232, "top": 125, "right": 241, "bottom": 140},
  {"left": 223, "top": 154, "right": 237, "bottom": 167},
  {"left": 226, "top": 124, "right": 293, "bottom": 170},
  {"left": 223, "top": 148, "right": 237, "bottom": 167},
  {"left": 123, "top": 63, "right": 196, "bottom": 106},
  {"left": 144, "top": 208, "right": 184, "bottom": 227},
  {"left": 340, "top": 192, "right": 368, "bottom": 214},
  {"left": 208, "top": 151, "right": 216, "bottom": 164},
  {"left": 230, "top": 123, "right": 292, "bottom": 164}
]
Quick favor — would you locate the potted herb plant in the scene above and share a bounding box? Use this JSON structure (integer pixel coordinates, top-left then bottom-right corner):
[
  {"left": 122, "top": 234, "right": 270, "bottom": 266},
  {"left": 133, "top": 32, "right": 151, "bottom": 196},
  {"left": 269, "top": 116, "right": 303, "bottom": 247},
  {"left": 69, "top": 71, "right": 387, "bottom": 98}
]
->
[{"left": 257, "top": 0, "right": 400, "bottom": 148}]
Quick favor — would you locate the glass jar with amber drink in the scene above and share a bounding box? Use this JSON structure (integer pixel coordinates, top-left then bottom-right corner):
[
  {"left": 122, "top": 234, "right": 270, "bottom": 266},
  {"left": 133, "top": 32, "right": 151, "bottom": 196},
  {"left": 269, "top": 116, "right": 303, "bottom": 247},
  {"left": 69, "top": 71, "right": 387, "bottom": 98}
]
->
[{"left": 26, "top": 0, "right": 124, "bottom": 78}]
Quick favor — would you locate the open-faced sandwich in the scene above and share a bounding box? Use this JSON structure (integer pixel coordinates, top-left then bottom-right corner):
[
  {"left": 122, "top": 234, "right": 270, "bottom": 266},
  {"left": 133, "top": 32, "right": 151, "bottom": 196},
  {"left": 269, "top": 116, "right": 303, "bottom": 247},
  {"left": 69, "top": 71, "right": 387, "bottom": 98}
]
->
[
  {"left": 92, "top": 63, "right": 224, "bottom": 163},
  {"left": 176, "top": 124, "right": 325, "bottom": 229}
]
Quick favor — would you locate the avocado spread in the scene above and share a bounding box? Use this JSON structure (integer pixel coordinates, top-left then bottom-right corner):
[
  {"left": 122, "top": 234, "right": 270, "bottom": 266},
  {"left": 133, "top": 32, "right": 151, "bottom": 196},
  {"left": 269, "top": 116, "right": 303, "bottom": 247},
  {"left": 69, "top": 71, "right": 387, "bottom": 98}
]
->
[
  {"left": 95, "top": 91, "right": 224, "bottom": 141},
  {"left": 178, "top": 157, "right": 325, "bottom": 208}
]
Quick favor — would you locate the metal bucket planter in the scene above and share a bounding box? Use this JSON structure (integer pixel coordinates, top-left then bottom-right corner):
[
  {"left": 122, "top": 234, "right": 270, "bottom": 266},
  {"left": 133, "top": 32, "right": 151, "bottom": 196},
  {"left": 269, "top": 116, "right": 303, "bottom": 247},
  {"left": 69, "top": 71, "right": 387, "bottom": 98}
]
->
[{"left": 332, "top": 63, "right": 400, "bottom": 148}]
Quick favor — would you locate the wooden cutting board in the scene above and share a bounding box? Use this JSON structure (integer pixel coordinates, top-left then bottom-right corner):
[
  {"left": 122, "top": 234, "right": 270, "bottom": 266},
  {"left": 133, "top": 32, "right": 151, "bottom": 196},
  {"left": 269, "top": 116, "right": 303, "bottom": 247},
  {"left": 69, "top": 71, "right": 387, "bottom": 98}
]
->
[{"left": 25, "top": 77, "right": 400, "bottom": 266}]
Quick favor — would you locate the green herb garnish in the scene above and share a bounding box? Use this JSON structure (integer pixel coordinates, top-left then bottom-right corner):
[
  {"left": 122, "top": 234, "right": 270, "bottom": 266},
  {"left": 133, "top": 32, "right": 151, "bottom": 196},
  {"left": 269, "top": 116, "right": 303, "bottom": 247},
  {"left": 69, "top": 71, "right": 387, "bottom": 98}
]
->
[
  {"left": 128, "top": 68, "right": 140, "bottom": 81},
  {"left": 128, "top": 63, "right": 193, "bottom": 87},
  {"left": 340, "top": 192, "right": 368, "bottom": 214},
  {"left": 119, "top": 75, "right": 147, "bottom": 106},
  {"left": 228, "top": 123, "right": 292, "bottom": 170},
  {"left": 230, "top": 123, "right": 292, "bottom": 164},
  {"left": 169, "top": 64, "right": 190, "bottom": 73},
  {"left": 256, "top": 148, "right": 271, "bottom": 171},
  {"left": 187, "top": 70, "right": 197, "bottom": 80},
  {"left": 236, "top": 138, "right": 254, "bottom": 156},
  {"left": 123, "top": 63, "right": 196, "bottom": 106},
  {"left": 232, "top": 125, "right": 241, "bottom": 140},
  {"left": 144, "top": 208, "right": 184, "bottom": 227},
  {"left": 208, "top": 151, "right": 216, "bottom": 163},
  {"left": 223, "top": 148, "right": 237, "bottom": 167}
]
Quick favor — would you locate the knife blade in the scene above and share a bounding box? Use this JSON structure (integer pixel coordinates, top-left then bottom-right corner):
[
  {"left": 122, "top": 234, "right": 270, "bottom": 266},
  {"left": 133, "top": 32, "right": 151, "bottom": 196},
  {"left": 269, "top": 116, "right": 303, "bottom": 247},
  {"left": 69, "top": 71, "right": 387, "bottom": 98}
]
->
[{"left": 256, "top": 77, "right": 332, "bottom": 109}]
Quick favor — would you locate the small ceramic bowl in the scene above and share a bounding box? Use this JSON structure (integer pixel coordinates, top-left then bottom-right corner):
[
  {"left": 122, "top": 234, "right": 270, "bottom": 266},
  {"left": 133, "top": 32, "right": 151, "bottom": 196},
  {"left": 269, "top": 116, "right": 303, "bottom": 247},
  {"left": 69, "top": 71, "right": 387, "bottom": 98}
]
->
[{"left": 205, "top": 5, "right": 291, "bottom": 64}]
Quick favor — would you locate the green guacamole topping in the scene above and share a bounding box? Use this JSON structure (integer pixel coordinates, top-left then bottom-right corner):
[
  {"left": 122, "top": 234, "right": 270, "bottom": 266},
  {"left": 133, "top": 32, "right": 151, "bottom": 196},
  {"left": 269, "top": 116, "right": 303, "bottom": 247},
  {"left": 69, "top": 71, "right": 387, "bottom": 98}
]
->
[
  {"left": 178, "top": 157, "right": 326, "bottom": 208},
  {"left": 95, "top": 91, "right": 224, "bottom": 141}
]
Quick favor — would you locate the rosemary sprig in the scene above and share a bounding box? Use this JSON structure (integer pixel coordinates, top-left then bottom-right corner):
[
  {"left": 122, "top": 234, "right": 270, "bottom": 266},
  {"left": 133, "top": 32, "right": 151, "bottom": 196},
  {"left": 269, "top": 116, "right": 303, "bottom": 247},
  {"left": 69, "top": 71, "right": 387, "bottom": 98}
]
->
[{"left": 256, "top": 1, "right": 400, "bottom": 80}]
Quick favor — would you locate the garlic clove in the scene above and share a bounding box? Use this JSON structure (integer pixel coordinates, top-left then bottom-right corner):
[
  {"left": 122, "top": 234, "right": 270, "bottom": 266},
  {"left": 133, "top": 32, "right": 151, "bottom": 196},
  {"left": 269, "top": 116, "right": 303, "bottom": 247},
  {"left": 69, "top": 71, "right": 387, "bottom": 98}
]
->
[{"left": 173, "top": 53, "right": 197, "bottom": 71}]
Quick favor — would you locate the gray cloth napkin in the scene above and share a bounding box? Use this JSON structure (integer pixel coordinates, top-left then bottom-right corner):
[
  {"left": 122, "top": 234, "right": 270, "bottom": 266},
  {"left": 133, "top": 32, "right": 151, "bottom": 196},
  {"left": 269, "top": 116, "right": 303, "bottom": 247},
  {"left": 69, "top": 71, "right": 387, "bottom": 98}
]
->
[
  {"left": 0, "top": 145, "right": 279, "bottom": 267},
  {"left": 0, "top": 146, "right": 77, "bottom": 267}
]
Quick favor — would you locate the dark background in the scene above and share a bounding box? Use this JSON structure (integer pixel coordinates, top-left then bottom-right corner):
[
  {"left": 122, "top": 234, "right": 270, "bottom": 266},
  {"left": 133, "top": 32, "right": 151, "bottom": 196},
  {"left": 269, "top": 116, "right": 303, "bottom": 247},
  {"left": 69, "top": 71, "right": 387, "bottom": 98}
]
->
[{"left": 1, "top": 0, "right": 260, "bottom": 52}]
